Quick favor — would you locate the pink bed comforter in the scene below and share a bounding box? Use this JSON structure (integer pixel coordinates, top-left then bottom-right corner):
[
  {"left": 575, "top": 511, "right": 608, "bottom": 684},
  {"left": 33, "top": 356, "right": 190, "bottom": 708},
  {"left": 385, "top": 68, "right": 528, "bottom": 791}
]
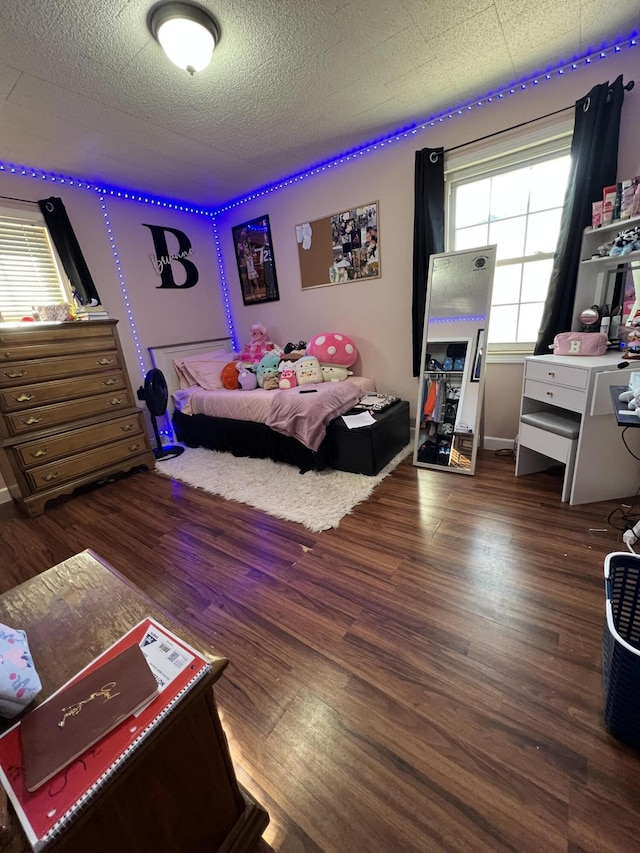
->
[{"left": 265, "top": 382, "right": 361, "bottom": 451}]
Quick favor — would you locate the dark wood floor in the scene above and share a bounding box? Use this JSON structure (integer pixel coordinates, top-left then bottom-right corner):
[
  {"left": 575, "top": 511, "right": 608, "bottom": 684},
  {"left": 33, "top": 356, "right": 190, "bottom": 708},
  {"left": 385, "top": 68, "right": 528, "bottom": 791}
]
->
[{"left": 2, "top": 450, "right": 640, "bottom": 852}]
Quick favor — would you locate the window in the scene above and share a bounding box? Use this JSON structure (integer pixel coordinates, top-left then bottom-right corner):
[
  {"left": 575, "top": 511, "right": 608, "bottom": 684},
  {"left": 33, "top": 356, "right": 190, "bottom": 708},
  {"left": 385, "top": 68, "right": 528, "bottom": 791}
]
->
[
  {"left": 447, "top": 135, "right": 572, "bottom": 353},
  {"left": 0, "top": 208, "right": 69, "bottom": 322}
]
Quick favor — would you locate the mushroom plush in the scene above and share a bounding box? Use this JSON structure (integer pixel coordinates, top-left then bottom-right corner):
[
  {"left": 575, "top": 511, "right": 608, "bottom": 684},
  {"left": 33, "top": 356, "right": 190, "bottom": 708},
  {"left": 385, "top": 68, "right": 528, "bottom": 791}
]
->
[{"left": 306, "top": 333, "right": 357, "bottom": 373}]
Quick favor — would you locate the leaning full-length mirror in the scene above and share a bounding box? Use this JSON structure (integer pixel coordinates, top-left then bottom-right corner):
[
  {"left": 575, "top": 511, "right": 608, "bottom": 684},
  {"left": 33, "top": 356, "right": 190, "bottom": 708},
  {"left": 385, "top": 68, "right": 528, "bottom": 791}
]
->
[{"left": 413, "top": 246, "right": 496, "bottom": 475}]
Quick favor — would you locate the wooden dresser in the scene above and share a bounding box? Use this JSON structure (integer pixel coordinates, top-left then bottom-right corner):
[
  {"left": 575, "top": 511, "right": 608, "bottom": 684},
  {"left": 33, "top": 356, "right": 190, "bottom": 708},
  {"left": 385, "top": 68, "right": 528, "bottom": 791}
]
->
[{"left": 0, "top": 320, "right": 155, "bottom": 516}]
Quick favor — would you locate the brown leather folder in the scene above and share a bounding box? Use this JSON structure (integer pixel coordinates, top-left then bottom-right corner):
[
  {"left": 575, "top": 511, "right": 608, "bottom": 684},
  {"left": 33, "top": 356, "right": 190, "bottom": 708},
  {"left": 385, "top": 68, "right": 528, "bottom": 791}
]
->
[{"left": 20, "top": 643, "right": 158, "bottom": 792}]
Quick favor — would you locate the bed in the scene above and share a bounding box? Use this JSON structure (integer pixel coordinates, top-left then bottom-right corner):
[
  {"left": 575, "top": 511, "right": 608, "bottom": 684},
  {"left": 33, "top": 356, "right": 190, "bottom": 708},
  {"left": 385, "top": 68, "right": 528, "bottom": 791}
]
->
[{"left": 149, "top": 338, "right": 376, "bottom": 472}]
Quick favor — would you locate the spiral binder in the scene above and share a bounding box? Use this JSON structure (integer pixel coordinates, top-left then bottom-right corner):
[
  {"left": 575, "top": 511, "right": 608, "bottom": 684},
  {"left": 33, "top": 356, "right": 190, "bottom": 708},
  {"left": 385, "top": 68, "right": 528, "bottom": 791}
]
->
[{"left": 0, "top": 617, "right": 211, "bottom": 850}]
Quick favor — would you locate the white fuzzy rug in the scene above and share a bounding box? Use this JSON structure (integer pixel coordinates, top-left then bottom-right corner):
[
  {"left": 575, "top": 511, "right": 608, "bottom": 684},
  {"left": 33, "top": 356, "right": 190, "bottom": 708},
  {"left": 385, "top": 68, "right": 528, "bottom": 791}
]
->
[{"left": 155, "top": 446, "right": 410, "bottom": 532}]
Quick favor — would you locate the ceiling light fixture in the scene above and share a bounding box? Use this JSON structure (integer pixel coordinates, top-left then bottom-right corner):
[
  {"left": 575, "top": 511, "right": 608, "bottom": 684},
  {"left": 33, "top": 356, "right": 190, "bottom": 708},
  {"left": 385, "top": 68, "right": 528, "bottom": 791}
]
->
[{"left": 148, "top": 1, "right": 220, "bottom": 75}]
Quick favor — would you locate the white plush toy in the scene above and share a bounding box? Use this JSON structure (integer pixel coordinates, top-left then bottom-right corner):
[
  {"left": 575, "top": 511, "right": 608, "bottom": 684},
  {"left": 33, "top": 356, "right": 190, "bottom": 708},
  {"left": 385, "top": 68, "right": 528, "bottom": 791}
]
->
[
  {"left": 321, "top": 365, "right": 353, "bottom": 382},
  {"left": 618, "top": 386, "right": 640, "bottom": 416}
]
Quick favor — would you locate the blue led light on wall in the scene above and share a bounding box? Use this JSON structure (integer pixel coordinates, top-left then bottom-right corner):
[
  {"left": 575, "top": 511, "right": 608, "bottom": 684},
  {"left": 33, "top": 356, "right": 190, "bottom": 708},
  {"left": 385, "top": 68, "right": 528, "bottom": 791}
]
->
[
  {"left": 212, "top": 32, "right": 638, "bottom": 214},
  {"left": 99, "top": 195, "right": 148, "bottom": 383},
  {"left": 210, "top": 218, "right": 238, "bottom": 349}
]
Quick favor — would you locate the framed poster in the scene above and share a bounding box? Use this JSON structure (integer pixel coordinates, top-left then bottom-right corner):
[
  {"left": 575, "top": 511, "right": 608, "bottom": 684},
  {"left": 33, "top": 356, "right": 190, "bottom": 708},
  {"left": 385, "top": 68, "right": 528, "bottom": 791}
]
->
[
  {"left": 296, "top": 201, "right": 379, "bottom": 289},
  {"left": 232, "top": 215, "right": 279, "bottom": 306}
]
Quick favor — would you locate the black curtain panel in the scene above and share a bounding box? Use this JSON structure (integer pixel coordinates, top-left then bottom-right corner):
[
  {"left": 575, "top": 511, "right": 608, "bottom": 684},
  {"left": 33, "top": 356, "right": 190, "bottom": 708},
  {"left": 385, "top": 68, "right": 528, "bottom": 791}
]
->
[
  {"left": 412, "top": 148, "right": 445, "bottom": 376},
  {"left": 38, "top": 196, "right": 102, "bottom": 306},
  {"left": 534, "top": 75, "right": 625, "bottom": 355}
]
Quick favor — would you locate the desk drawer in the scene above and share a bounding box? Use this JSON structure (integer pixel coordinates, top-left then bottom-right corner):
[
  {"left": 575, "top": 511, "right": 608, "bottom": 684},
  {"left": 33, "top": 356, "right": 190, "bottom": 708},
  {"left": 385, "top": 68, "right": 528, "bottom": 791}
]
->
[
  {"left": 525, "top": 361, "right": 588, "bottom": 390},
  {"left": 0, "top": 351, "right": 120, "bottom": 387},
  {"left": 14, "top": 413, "right": 145, "bottom": 468},
  {"left": 523, "top": 378, "right": 587, "bottom": 413},
  {"left": 25, "top": 436, "right": 149, "bottom": 493},
  {"left": 0, "top": 371, "right": 127, "bottom": 412},
  {"left": 4, "top": 391, "right": 135, "bottom": 436}
]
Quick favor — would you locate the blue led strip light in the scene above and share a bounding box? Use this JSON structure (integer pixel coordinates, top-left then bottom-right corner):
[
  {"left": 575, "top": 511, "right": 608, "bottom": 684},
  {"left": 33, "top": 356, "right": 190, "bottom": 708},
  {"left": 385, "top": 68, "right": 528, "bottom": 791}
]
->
[
  {"left": 99, "top": 195, "right": 147, "bottom": 382},
  {"left": 210, "top": 216, "right": 238, "bottom": 348},
  {"left": 429, "top": 316, "right": 487, "bottom": 325},
  {"left": 212, "top": 33, "right": 638, "bottom": 214}
]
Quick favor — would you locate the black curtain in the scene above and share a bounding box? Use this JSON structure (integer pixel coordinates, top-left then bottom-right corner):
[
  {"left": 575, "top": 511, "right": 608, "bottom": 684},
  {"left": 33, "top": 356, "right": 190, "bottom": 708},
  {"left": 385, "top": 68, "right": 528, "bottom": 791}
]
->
[
  {"left": 412, "top": 147, "right": 445, "bottom": 376},
  {"left": 38, "top": 196, "right": 102, "bottom": 306},
  {"left": 534, "top": 75, "right": 625, "bottom": 355}
]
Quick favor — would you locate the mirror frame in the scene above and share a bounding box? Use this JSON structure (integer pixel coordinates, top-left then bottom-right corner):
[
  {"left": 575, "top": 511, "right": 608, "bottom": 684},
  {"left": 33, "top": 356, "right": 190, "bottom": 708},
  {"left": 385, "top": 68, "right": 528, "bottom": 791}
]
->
[{"left": 413, "top": 245, "right": 496, "bottom": 476}]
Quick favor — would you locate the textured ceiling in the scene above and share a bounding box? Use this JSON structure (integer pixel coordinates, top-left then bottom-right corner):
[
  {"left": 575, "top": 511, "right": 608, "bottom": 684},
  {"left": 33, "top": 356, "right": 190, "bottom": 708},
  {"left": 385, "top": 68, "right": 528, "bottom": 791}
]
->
[{"left": 0, "top": 0, "right": 637, "bottom": 208}]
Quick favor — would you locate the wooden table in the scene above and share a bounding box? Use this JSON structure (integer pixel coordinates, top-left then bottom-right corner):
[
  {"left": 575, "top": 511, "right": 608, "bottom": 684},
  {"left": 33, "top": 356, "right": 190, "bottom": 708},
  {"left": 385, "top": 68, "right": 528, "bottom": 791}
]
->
[{"left": 0, "top": 550, "right": 268, "bottom": 852}]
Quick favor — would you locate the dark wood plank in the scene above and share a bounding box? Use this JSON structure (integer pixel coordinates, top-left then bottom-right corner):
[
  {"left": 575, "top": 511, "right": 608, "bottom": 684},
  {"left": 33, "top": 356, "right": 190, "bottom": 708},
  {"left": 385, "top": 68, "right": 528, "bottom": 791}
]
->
[{"left": 0, "top": 451, "right": 637, "bottom": 851}]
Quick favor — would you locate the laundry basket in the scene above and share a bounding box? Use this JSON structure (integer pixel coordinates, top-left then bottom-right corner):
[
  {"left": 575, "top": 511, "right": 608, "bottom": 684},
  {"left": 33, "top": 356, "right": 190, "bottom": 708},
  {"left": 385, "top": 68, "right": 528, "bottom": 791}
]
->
[{"left": 603, "top": 552, "right": 640, "bottom": 748}]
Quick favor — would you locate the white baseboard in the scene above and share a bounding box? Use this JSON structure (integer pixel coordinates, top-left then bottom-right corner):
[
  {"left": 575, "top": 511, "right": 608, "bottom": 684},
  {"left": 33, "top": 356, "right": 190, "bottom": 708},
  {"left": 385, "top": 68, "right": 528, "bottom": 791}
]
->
[
  {"left": 483, "top": 436, "right": 516, "bottom": 452},
  {"left": 0, "top": 486, "right": 11, "bottom": 505}
]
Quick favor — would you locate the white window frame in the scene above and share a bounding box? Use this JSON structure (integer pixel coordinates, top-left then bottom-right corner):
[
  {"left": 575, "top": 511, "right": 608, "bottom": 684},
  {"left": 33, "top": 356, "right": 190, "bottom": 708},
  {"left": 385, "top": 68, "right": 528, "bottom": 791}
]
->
[
  {"left": 0, "top": 201, "right": 72, "bottom": 323},
  {"left": 445, "top": 116, "right": 574, "bottom": 362}
]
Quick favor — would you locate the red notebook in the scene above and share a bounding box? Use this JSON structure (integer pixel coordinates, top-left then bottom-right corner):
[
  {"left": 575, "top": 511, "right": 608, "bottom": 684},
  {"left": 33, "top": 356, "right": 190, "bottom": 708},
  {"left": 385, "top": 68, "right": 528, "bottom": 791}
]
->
[{"left": 20, "top": 643, "right": 158, "bottom": 792}]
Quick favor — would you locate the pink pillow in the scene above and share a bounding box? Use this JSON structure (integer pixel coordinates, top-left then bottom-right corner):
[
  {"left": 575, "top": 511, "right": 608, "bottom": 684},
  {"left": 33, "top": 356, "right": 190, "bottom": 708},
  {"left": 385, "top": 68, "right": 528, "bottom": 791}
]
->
[{"left": 173, "top": 350, "right": 238, "bottom": 389}]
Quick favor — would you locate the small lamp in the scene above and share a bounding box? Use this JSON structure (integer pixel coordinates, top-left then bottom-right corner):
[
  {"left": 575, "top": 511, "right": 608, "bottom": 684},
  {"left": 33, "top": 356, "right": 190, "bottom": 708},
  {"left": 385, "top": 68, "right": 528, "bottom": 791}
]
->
[{"left": 148, "top": 2, "right": 221, "bottom": 75}]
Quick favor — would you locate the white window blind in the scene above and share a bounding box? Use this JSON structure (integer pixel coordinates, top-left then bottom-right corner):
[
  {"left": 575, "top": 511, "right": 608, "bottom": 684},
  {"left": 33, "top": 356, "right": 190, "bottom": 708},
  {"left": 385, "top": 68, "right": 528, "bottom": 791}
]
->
[{"left": 0, "top": 213, "right": 68, "bottom": 322}]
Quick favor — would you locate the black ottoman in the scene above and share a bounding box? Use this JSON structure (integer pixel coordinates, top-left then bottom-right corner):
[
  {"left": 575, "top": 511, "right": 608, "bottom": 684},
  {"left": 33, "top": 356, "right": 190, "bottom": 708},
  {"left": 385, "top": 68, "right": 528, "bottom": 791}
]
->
[{"left": 326, "top": 400, "right": 410, "bottom": 476}]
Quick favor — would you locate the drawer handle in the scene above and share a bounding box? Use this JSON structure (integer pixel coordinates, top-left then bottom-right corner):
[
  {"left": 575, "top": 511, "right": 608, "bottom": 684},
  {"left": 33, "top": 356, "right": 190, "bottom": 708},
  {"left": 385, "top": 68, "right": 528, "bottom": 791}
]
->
[
  {"left": 30, "top": 449, "right": 48, "bottom": 458},
  {"left": 102, "top": 377, "right": 118, "bottom": 386},
  {"left": 120, "top": 423, "right": 135, "bottom": 432},
  {"left": 128, "top": 443, "right": 141, "bottom": 452},
  {"left": 4, "top": 370, "right": 26, "bottom": 379},
  {"left": 108, "top": 397, "right": 124, "bottom": 406},
  {"left": 546, "top": 391, "right": 553, "bottom": 397},
  {"left": 21, "top": 416, "right": 42, "bottom": 425},
  {"left": 97, "top": 357, "right": 114, "bottom": 365},
  {"left": 3, "top": 352, "right": 11, "bottom": 359},
  {"left": 547, "top": 371, "right": 555, "bottom": 377},
  {"left": 42, "top": 472, "right": 60, "bottom": 482},
  {"left": 14, "top": 393, "right": 35, "bottom": 402}
]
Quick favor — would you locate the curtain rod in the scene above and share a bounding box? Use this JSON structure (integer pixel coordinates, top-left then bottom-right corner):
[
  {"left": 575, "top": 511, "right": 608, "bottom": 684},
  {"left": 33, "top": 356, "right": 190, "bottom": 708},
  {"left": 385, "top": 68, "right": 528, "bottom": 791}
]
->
[{"left": 444, "top": 78, "right": 635, "bottom": 157}]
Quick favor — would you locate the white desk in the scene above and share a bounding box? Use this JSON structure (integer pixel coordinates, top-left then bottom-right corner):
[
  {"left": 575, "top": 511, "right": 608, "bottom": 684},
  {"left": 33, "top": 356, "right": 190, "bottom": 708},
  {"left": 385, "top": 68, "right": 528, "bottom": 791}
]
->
[{"left": 516, "top": 353, "right": 640, "bottom": 504}]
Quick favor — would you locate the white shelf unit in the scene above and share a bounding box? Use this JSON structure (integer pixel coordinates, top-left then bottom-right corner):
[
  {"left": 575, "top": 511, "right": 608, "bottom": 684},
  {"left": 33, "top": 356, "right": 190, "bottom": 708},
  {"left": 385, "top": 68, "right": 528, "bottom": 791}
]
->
[{"left": 571, "top": 214, "right": 640, "bottom": 332}]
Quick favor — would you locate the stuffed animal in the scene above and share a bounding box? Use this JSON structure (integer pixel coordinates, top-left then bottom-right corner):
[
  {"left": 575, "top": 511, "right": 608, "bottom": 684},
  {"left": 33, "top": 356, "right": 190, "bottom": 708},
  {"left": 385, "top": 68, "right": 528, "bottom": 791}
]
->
[
  {"left": 238, "top": 367, "right": 257, "bottom": 390},
  {"left": 321, "top": 365, "right": 353, "bottom": 382},
  {"left": 279, "top": 361, "right": 298, "bottom": 389},
  {"left": 610, "top": 227, "right": 640, "bottom": 257},
  {"left": 282, "top": 340, "right": 307, "bottom": 361},
  {"left": 619, "top": 386, "right": 640, "bottom": 415},
  {"left": 220, "top": 361, "right": 240, "bottom": 390},
  {"left": 307, "top": 333, "right": 357, "bottom": 368},
  {"left": 256, "top": 351, "right": 281, "bottom": 388},
  {"left": 294, "top": 355, "right": 323, "bottom": 385},
  {"left": 239, "top": 323, "right": 279, "bottom": 364},
  {"left": 262, "top": 374, "right": 280, "bottom": 390}
]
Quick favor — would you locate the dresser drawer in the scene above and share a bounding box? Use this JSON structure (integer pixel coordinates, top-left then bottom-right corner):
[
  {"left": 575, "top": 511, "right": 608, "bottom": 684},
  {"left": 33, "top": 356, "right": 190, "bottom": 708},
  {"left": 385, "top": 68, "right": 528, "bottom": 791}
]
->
[
  {"left": 523, "top": 378, "right": 588, "bottom": 413},
  {"left": 525, "top": 360, "right": 589, "bottom": 390},
  {"left": 0, "top": 325, "right": 116, "bottom": 362},
  {"left": 0, "top": 351, "right": 120, "bottom": 387},
  {"left": 14, "top": 413, "right": 145, "bottom": 468},
  {"left": 0, "top": 371, "right": 127, "bottom": 413},
  {"left": 4, "top": 391, "right": 135, "bottom": 436},
  {"left": 25, "top": 436, "right": 150, "bottom": 493}
]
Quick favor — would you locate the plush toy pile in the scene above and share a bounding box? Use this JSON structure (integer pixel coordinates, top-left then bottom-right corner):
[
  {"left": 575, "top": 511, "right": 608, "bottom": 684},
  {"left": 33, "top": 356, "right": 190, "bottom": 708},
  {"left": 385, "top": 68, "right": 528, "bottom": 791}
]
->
[{"left": 229, "top": 329, "right": 359, "bottom": 391}]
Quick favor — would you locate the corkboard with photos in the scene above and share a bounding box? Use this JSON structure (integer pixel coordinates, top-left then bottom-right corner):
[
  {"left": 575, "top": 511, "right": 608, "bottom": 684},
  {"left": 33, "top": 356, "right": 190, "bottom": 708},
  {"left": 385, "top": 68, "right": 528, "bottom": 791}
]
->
[{"left": 296, "top": 201, "right": 379, "bottom": 289}]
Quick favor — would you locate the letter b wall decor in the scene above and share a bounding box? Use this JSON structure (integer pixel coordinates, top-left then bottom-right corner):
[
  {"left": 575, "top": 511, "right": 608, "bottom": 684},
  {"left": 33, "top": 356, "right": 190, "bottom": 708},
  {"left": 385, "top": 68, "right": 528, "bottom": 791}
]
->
[{"left": 142, "top": 223, "right": 199, "bottom": 289}]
